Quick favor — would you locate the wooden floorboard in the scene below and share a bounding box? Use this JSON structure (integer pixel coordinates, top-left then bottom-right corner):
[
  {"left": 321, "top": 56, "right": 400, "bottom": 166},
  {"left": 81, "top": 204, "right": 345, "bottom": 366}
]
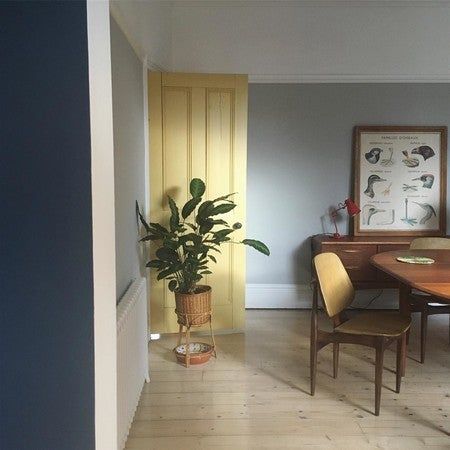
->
[{"left": 125, "top": 310, "right": 450, "bottom": 449}]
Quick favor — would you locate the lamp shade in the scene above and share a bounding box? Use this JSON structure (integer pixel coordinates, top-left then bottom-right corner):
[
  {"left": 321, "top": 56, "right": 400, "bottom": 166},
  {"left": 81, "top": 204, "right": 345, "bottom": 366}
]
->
[{"left": 344, "top": 198, "right": 361, "bottom": 217}]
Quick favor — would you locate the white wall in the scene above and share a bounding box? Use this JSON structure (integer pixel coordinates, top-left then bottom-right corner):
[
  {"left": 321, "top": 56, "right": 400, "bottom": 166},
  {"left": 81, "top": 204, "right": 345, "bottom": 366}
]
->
[
  {"left": 110, "top": 17, "right": 146, "bottom": 301},
  {"left": 110, "top": 0, "right": 172, "bottom": 69},
  {"left": 171, "top": 2, "right": 450, "bottom": 82}
]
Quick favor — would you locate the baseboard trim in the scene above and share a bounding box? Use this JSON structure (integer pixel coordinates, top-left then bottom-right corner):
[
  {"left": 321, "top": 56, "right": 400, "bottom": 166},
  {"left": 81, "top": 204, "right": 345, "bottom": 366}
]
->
[
  {"left": 246, "top": 283, "right": 399, "bottom": 309},
  {"left": 246, "top": 284, "right": 312, "bottom": 308}
]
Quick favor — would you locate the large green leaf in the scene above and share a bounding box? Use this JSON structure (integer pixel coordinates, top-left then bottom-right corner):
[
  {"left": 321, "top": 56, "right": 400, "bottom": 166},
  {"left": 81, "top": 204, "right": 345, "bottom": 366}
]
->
[
  {"left": 157, "top": 267, "right": 179, "bottom": 280},
  {"left": 139, "top": 234, "right": 161, "bottom": 242},
  {"left": 242, "top": 239, "right": 270, "bottom": 256},
  {"left": 212, "top": 192, "right": 236, "bottom": 202},
  {"left": 150, "top": 223, "right": 169, "bottom": 235},
  {"left": 183, "top": 245, "right": 199, "bottom": 254},
  {"left": 146, "top": 260, "right": 164, "bottom": 268},
  {"left": 167, "top": 196, "right": 180, "bottom": 231},
  {"left": 181, "top": 197, "right": 202, "bottom": 219},
  {"left": 211, "top": 219, "right": 228, "bottom": 226},
  {"left": 180, "top": 233, "right": 202, "bottom": 247},
  {"left": 190, "top": 178, "right": 206, "bottom": 198},
  {"left": 213, "top": 228, "right": 234, "bottom": 239},
  {"left": 156, "top": 247, "right": 179, "bottom": 262},
  {"left": 168, "top": 280, "right": 178, "bottom": 292},
  {"left": 197, "top": 200, "right": 214, "bottom": 219},
  {"left": 163, "top": 239, "right": 180, "bottom": 250},
  {"left": 199, "top": 219, "right": 214, "bottom": 235},
  {"left": 136, "top": 201, "right": 150, "bottom": 232},
  {"left": 210, "top": 203, "right": 236, "bottom": 216}
]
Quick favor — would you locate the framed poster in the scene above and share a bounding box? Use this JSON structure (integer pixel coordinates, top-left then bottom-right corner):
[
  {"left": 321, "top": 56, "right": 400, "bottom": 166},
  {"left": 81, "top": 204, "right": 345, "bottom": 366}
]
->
[{"left": 353, "top": 126, "right": 447, "bottom": 236}]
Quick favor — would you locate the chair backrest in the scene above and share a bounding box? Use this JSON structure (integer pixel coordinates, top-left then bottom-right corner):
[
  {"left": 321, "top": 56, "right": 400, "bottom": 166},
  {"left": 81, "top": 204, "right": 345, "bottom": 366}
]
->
[
  {"left": 313, "top": 252, "right": 354, "bottom": 317},
  {"left": 410, "top": 237, "right": 450, "bottom": 250}
]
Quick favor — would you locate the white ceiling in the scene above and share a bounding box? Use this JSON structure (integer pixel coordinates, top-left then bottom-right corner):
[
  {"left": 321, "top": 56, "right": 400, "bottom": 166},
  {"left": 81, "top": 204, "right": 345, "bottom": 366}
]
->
[{"left": 112, "top": 0, "right": 450, "bottom": 82}]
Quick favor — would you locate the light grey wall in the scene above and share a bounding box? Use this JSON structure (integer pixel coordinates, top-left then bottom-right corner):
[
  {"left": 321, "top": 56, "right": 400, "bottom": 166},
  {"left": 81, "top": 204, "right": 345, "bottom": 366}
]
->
[
  {"left": 247, "top": 83, "right": 450, "bottom": 286},
  {"left": 111, "top": 17, "right": 145, "bottom": 300}
]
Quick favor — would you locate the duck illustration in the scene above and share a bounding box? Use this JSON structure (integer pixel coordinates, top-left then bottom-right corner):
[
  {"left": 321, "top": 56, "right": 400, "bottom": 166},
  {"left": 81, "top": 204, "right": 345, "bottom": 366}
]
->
[
  {"left": 362, "top": 204, "right": 385, "bottom": 225},
  {"left": 364, "top": 174, "right": 386, "bottom": 198},
  {"left": 411, "top": 146, "right": 435, "bottom": 161},
  {"left": 377, "top": 209, "right": 395, "bottom": 225},
  {"left": 413, "top": 202, "right": 437, "bottom": 225},
  {"left": 365, "top": 148, "right": 383, "bottom": 164},
  {"left": 412, "top": 174, "right": 435, "bottom": 189}
]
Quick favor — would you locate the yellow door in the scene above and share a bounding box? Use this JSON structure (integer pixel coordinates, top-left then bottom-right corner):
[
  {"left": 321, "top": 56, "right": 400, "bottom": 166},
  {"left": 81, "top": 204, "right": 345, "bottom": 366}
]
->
[{"left": 148, "top": 72, "right": 248, "bottom": 333}]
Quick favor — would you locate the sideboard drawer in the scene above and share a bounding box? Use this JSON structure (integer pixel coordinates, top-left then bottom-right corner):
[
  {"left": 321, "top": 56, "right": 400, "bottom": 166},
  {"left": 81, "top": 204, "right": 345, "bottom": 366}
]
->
[
  {"left": 311, "top": 234, "right": 416, "bottom": 289},
  {"left": 325, "top": 244, "right": 377, "bottom": 281}
]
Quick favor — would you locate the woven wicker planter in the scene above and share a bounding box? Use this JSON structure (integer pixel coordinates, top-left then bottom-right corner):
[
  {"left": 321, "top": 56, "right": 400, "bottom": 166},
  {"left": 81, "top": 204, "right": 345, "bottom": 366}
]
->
[{"left": 175, "top": 285, "right": 212, "bottom": 327}]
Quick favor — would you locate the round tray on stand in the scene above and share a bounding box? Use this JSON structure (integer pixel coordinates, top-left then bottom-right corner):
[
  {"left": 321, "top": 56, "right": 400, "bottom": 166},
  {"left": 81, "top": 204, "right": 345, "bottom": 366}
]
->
[{"left": 174, "top": 342, "right": 214, "bottom": 365}]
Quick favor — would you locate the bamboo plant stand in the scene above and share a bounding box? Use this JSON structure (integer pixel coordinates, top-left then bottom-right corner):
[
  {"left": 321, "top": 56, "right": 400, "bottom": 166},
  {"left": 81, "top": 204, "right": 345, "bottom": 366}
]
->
[
  {"left": 174, "top": 286, "right": 217, "bottom": 367},
  {"left": 175, "top": 316, "right": 216, "bottom": 367}
]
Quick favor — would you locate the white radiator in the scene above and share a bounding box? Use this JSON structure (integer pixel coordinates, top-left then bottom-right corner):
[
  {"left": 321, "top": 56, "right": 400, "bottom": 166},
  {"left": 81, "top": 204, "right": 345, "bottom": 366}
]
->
[{"left": 117, "top": 277, "right": 149, "bottom": 450}]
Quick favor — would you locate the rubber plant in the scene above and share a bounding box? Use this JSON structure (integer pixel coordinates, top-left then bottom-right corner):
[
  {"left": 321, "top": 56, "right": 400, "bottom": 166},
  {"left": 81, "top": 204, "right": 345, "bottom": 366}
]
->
[{"left": 137, "top": 178, "right": 269, "bottom": 294}]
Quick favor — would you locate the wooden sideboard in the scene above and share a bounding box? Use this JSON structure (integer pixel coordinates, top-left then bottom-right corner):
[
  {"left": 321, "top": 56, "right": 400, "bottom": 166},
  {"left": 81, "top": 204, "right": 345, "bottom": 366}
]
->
[{"left": 311, "top": 234, "right": 414, "bottom": 289}]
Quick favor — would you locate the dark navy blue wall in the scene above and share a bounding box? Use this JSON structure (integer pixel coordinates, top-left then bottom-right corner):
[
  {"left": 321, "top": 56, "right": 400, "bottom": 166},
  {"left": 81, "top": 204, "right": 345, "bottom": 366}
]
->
[{"left": 1, "top": 2, "right": 95, "bottom": 449}]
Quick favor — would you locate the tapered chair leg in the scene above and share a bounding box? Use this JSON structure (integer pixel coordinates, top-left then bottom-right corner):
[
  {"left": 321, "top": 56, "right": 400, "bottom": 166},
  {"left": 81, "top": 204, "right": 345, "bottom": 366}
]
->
[
  {"left": 396, "top": 333, "right": 406, "bottom": 393},
  {"left": 420, "top": 312, "right": 428, "bottom": 364},
  {"left": 310, "top": 284, "right": 319, "bottom": 396},
  {"left": 333, "top": 343, "right": 339, "bottom": 379},
  {"left": 310, "top": 339, "right": 317, "bottom": 396},
  {"left": 374, "top": 340, "right": 385, "bottom": 416}
]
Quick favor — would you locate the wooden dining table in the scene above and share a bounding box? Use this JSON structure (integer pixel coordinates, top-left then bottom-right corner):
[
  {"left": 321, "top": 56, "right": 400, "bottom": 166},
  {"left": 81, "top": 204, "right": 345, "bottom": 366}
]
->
[
  {"left": 371, "top": 249, "right": 450, "bottom": 310},
  {"left": 371, "top": 249, "right": 450, "bottom": 376}
]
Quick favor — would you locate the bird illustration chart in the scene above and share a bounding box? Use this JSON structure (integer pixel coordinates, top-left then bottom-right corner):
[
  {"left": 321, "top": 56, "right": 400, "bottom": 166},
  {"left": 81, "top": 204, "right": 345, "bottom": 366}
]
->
[{"left": 357, "top": 130, "right": 443, "bottom": 232}]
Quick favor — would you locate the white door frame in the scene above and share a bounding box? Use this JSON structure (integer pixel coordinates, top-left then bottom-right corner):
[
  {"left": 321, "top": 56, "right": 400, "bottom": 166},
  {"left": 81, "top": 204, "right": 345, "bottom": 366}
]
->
[{"left": 87, "top": 1, "right": 118, "bottom": 449}]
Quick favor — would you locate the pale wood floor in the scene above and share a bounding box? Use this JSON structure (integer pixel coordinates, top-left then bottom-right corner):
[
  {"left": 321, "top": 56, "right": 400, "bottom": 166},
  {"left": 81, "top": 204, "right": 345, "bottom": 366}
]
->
[{"left": 125, "top": 310, "right": 450, "bottom": 449}]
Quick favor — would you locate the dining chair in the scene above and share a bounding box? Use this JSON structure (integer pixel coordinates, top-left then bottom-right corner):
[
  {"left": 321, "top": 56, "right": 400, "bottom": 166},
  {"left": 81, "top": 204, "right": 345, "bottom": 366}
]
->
[
  {"left": 311, "top": 252, "right": 411, "bottom": 416},
  {"left": 409, "top": 237, "right": 450, "bottom": 363}
]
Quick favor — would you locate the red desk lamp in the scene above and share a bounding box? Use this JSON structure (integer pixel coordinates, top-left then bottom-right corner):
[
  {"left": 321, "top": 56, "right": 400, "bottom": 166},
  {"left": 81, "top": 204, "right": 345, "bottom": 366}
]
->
[{"left": 330, "top": 198, "right": 360, "bottom": 239}]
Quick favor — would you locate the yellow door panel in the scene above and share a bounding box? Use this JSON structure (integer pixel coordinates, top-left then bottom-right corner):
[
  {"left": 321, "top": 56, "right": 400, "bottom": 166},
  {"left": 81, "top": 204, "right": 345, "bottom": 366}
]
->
[
  {"left": 148, "top": 73, "right": 248, "bottom": 333},
  {"left": 162, "top": 87, "right": 190, "bottom": 206}
]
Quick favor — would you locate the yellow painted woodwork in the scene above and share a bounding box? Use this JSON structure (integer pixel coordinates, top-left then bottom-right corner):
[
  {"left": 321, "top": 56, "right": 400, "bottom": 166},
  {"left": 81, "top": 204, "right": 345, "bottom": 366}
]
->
[{"left": 148, "top": 72, "right": 248, "bottom": 333}]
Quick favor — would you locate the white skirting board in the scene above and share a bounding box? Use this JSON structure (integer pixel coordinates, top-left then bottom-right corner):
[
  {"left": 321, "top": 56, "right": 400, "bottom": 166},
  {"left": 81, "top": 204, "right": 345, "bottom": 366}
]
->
[
  {"left": 245, "top": 284, "right": 398, "bottom": 309},
  {"left": 117, "top": 277, "right": 149, "bottom": 450}
]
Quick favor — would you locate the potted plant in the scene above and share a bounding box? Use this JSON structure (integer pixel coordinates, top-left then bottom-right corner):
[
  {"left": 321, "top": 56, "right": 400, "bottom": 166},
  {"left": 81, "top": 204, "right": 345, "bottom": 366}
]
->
[{"left": 137, "top": 178, "right": 269, "bottom": 331}]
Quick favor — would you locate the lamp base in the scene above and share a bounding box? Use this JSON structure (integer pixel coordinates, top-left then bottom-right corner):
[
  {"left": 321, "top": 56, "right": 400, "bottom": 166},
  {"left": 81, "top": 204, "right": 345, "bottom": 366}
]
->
[{"left": 330, "top": 233, "right": 346, "bottom": 240}]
